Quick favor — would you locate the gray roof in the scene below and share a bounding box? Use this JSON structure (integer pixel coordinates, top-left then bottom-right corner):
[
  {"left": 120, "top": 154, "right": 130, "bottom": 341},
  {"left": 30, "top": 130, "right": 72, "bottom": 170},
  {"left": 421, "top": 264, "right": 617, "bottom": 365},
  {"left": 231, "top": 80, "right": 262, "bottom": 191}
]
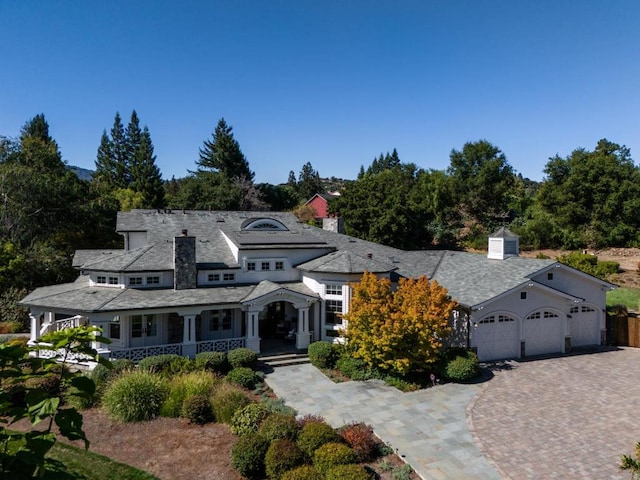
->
[
  {"left": 490, "top": 226, "right": 519, "bottom": 238},
  {"left": 20, "top": 276, "right": 315, "bottom": 313},
  {"left": 241, "top": 280, "right": 318, "bottom": 304},
  {"left": 24, "top": 209, "right": 578, "bottom": 312}
]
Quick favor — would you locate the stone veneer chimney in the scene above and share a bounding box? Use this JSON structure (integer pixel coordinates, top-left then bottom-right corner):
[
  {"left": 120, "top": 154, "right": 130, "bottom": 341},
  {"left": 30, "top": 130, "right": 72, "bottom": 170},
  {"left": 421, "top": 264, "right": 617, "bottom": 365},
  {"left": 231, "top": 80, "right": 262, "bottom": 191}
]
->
[
  {"left": 322, "top": 217, "right": 344, "bottom": 234},
  {"left": 174, "top": 229, "right": 197, "bottom": 290}
]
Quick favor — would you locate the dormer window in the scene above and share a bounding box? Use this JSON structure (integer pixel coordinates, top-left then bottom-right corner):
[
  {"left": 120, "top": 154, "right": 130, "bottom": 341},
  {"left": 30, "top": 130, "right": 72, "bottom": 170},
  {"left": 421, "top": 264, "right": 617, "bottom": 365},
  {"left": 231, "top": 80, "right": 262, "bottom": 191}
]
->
[
  {"left": 96, "top": 276, "right": 106, "bottom": 284},
  {"left": 261, "top": 262, "right": 270, "bottom": 271},
  {"left": 108, "top": 277, "right": 119, "bottom": 285},
  {"left": 241, "top": 218, "right": 289, "bottom": 231},
  {"left": 129, "top": 277, "right": 143, "bottom": 286},
  {"left": 275, "top": 261, "right": 284, "bottom": 271},
  {"left": 247, "top": 262, "right": 256, "bottom": 271},
  {"left": 146, "top": 276, "right": 160, "bottom": 285}
]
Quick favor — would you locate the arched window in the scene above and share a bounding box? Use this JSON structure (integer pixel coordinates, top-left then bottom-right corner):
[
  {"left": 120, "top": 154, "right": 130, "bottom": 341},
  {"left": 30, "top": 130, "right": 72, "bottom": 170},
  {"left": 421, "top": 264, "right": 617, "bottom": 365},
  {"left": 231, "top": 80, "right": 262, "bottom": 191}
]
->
[{"left": 241, "top": 218, "right": 289, "bottom": 231}]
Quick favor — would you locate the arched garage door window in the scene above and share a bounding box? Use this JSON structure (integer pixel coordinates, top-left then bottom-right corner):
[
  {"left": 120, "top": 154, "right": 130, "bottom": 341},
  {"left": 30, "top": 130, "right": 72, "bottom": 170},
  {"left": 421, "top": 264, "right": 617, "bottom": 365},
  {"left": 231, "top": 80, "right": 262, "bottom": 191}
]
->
[
  {"left": 473, "top": 313, "right": 519, "bottom": 361},
  {"left": 524, "top": 309, "right": 563, "bottom": 356}
]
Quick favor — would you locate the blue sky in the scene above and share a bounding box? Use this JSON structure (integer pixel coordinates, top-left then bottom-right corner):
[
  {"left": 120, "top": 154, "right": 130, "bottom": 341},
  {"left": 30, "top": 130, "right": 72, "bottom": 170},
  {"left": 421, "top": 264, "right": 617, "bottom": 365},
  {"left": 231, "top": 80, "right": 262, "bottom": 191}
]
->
[{"left": 1, "top": 1, "right": 638, "bottom": 184}]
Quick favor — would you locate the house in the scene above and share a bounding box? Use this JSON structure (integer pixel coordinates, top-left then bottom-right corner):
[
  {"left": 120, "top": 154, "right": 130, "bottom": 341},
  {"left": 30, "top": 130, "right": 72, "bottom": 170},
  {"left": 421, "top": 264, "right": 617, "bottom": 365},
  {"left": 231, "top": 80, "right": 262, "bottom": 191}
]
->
[
  {"left": 20, "top": 210, "right": 614, "bottom": 363},
  {"left": 304, "top": 193, "right": 339, "bottom": 222}
]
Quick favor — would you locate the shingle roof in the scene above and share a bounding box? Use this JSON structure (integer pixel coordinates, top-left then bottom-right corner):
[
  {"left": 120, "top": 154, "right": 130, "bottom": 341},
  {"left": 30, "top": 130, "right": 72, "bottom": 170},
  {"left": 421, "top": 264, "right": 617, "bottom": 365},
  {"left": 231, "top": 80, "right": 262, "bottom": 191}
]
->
[{"left": 25, "top": 209, "right": 568, "bottom": 312}]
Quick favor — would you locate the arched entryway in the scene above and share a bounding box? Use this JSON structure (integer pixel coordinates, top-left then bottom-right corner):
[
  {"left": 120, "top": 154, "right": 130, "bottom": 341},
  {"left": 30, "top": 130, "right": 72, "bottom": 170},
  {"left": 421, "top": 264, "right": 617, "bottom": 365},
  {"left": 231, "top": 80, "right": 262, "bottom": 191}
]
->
[{"left": 242, "top": 281, "right": 319, "bottom": 353}]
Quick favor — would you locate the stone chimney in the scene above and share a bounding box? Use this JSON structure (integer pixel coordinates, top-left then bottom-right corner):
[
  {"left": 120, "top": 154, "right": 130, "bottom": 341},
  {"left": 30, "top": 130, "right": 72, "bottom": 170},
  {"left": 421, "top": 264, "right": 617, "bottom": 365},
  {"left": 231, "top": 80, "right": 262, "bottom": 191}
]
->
[
  {"left": 174, "top": 229, "right": 197, "bottom": 290},
  {"left": 322, "top": 217, "right": 344, "bottom": 234}
]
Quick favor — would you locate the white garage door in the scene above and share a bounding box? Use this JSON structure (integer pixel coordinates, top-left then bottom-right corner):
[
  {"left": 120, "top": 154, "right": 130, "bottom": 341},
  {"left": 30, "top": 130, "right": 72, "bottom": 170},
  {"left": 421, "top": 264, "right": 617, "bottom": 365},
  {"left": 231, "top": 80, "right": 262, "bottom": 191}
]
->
[
  {"left": 473, "top": 314, "right": 519, "bottom": 361},
  {"left": 568, "top": 305, "right": 600, "bottom": 346},
  {"left": 524, "top": 311, "right": 564, "bottom": 356}
]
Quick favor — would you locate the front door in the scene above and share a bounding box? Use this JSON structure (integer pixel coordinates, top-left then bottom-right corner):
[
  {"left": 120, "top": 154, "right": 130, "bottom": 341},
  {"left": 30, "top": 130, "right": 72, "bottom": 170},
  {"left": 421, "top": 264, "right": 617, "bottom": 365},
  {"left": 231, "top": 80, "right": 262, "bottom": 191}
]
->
[{"left": 130, "top": 314, "right": 160, "bottom": 347}]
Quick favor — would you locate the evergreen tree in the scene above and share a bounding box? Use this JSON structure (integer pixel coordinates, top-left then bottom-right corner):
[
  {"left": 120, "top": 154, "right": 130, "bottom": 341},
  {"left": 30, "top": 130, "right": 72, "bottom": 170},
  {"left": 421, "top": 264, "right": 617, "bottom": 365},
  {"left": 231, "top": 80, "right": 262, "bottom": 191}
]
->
[
  {"left": 197, "top": 118, "right": 254, "bottom": 181},
  {"left": 110, "top": 112, "right": 129, "bottom": 188},
  {"left": 94, "top": 130, "right": 116, "bottom": 189},
  {"left": 130, "top": 127, "right": 165, "bottom": 208},
  {"left": 17, "top": 114, "right": 65, "bottom": 172},
  {"left": 297, "top": 162, "right": 323, "bottom": 201},
  {"left": 287, "top": 170, "right": 297, "bottom": 187},
  {"left": 125, "top": 110, "right": 142, "bottom": 168}
]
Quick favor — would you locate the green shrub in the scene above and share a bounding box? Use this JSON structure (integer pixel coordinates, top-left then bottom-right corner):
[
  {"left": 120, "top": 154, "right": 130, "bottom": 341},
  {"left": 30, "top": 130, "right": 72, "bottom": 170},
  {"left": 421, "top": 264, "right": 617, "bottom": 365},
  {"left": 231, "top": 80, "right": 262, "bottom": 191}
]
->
[
  {"left": 228, "top": 347, "right": 258, "bottom": 369},
  {"left": 265, "top": 439, "right": 306, "bottom": 480},
  {"left": 445, "top": 352, "right": 480, "bottom": 382},
  {"left": 137, "top": 354, "right": 183, "bottom": 374},
  {"left": 297, "top": 421, "right": 340, "bottom": 457},
  {"left": 102, "top": 370, "right": 168, "bottom": 422},
  {"left": 258, "top": 412, "right": 300, "bottom": 442},
  {"left": 595, "top": 260, "right": 619, "bottom": 277},
  {"left": 261, "top": 396, "right": 297, "bottom": 416},
  {"left": 195, "top": 351, "right": 229, "bottom": 373},
  {"left": 230, "top": 402, "right": 270, "bottom": 435},
  {"left": 5, "top": 336, "right": 28, "bottom": 347},
  {"left": 227, "top": 367, "right": 261, "bottom": 390},
  {"left": 336, "top": 356, "right": 377, "bottom": 380},
  {"left": 210, "top": 382, "right": 250, "bottom": 424},
  {"left": 339, "top": 423, "right": 378, "bottom": 461},
  {"left": 182, "top": 394, "right": 214, "bottom": 425},
  {"left": 91, "top": 359, "right": 133, "bottom": 393},
  {"left": 231, "top": 434, "right": 270, "bottom": 480},
  {"left": 313, "top": 442, "right": 356, "bottom": 474},
  {"left": 160, "top": 370, "right": 217, "bottom": 417},
  {"left": 281, "top": 465, "right": 322, "bottom": 480},
  {"left": 308, "top": 341, "right": 337, "bottom": 369},
  {"left": 325, "top": 464, "right": 372, "bottom": 480}
]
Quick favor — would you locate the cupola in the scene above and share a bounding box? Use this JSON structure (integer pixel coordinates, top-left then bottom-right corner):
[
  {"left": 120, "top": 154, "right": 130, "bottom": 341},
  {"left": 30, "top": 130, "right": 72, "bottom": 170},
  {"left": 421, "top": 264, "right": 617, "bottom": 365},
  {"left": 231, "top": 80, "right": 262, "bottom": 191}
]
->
[{"left": 487, "top": 227, "right": 519, "bottom": 260}]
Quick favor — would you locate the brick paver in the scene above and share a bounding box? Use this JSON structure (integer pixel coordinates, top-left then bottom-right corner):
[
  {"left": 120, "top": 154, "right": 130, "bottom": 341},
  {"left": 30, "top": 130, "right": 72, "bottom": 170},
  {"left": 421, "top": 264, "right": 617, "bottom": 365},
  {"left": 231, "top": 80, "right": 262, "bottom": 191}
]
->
[{"left": 470, "top": 347, "right": 640, "bottom": 480}]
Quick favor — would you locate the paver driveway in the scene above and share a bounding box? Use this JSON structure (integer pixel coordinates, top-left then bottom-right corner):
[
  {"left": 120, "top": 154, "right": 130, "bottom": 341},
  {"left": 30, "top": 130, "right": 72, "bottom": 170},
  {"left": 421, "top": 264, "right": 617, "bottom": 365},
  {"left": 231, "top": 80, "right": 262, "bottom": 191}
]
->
[{"left": 470, "top": 347, "right": 640, "bottom": 479}]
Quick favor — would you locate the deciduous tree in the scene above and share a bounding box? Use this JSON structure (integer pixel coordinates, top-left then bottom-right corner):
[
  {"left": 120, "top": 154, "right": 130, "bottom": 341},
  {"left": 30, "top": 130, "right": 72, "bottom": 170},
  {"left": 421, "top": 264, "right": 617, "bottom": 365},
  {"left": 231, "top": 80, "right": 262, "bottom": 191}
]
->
[{"left": 343, "top": 272, "right": 456, "bottom": 376}]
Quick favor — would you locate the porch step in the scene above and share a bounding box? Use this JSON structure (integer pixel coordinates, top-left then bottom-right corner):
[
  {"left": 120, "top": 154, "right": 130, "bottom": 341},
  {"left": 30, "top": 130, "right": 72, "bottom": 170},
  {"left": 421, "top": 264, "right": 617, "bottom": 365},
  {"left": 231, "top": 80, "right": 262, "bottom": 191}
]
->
[{"left": 259, "top": 353, "right": 310, "bottom": 368}]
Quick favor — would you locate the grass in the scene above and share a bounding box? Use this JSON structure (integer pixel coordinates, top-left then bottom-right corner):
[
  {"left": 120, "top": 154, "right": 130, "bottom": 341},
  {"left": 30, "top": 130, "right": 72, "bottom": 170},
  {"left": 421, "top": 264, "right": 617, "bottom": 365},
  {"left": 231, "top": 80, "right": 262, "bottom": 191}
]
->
[
  {"left": 41, "top": 441, "right": 159, "bottom": 479},
  {"left": 607, "top": 287, "right": 640, "bottom": 310}
]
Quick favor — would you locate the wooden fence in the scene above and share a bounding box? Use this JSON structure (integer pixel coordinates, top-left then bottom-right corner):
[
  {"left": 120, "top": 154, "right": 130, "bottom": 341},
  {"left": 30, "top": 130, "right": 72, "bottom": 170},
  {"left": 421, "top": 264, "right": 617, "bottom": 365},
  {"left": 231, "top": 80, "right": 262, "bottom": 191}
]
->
[{"left": 610, "top": 313, "right": 640, "bottom": 347}]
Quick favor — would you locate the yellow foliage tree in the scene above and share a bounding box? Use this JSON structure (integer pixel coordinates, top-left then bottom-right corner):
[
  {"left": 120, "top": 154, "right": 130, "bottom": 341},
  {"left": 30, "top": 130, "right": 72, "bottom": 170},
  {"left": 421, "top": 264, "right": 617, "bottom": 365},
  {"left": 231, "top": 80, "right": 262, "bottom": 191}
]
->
[{"left": 343, "top": 272, "right": 456, "bottom": 376}]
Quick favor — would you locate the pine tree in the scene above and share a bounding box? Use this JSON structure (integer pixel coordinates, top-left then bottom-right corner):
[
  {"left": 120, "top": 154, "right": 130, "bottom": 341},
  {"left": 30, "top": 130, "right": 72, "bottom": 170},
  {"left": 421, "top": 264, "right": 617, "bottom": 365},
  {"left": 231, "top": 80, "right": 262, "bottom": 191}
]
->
[
  {"left": 287, "top": 170, "right": 297, "bottom": 187},
  {"left": 130, "top": 127, "right": 165, "bottom": 208},
  {"left": 94, "top": 130, "right": 116, "bottom": 188},
  {"left": 197, "top": 118, "right": 254, "bottom": 181},
  {"left": 125, "top": 110, "right": 142, "bottom": 168},
  {"left": 17, "top": 114, "right": 65, "bottom": 172},
  {"left": 297, "top": 162, "right": 323, "bottom": 201},
  {"left": 110, "top": 112, "right": 129, "bottom": 188}
]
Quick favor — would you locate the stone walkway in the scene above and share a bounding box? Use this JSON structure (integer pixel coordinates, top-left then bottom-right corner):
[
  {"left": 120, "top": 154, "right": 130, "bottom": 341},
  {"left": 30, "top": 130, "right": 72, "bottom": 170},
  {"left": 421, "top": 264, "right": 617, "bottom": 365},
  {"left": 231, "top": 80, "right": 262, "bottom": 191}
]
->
[{"left": 265, "top": 364, "right": 501, "bottom": 479}]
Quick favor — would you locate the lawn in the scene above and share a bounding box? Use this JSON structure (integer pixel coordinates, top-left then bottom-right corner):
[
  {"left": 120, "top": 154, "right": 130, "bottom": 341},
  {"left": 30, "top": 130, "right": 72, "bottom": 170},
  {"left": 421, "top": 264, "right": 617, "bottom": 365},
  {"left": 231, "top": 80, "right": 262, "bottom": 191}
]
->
[{"left": 606, "top": 287, "right": 640, "bottom": 310}]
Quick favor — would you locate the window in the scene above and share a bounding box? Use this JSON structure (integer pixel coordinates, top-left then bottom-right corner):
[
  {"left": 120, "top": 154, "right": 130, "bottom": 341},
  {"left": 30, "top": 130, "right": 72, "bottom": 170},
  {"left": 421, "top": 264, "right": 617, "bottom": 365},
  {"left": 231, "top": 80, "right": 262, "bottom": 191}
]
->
[
  {"left": 326, "top": 284, "right": 343, "bottom": 296},
  {"left": 208, "top": 273, "right": 220, "bottom": 282},
  {"left": 129, "top": 277, "right": 143, "bottom": 286},
  {"left": 109, "top": 317, "right": 120, "bottom": 339},
  {"left": 209, "top": 309, "right": 233, "bottom": 331},
  {"left": 131, "top": 315, "right": 143, "bottom": 338},
  {"left": 275, "top": 261, "right": 284, "bottom": 271},
  {"left": 108, "top": 277, "right": 119, "bottom": 285},
  {"left": 223, "top": 273, "right": 235, "bottom": 281},
  {"left": 261, "top": 262, "right": 270, "bottom": 271},
  {"left": 146, "top": 276, "right": 160, "bottom": 285},
  {"left": 326, "top": 300, "right": 343, "bottom": 324},
  {"left": 96, "top": 276, "right": 106, "bottom": 284},
  {"left": 520, "top": 292, "right": 527, "bottom": 300},
  {"left": 247, "top": 262, "right": 256, "bottom": 271},
  {"left": 547, "top": 272, "right": 554, "bottom": 280}
]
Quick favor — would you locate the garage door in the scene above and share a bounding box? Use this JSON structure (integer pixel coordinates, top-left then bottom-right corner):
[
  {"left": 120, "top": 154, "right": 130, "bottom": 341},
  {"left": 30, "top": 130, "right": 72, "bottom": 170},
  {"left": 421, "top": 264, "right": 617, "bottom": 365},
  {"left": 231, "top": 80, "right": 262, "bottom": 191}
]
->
[
  {"left": 524, "top": 311, "right": 564, "bottom": 356},
  {"left": 568, "top": 305, "right": 600, "bottom": 346},
  {"left": 473, "top": 314, "right": 519, "bottom": 361}
]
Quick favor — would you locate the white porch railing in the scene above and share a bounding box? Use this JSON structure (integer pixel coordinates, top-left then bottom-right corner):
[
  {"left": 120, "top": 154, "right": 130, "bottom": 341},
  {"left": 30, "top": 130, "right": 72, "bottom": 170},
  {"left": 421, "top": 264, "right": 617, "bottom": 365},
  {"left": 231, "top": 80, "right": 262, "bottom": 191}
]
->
[
  {"left": 109, "top": 344, "right": 183, "bottom": 362},
  {"left": 39, "top": 315, "right": 85, "bottom": 337},
  {"left": 32, "top": 343, "right": 95, "bottom": 363},
  {"left": 197, "top": 337, "right": 246, "bottom": 354}
]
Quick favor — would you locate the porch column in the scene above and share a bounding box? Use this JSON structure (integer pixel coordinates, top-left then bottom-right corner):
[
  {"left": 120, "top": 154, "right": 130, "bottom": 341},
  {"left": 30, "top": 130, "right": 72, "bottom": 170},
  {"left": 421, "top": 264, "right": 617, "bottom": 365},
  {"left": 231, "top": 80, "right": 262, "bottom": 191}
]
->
[
  {"left": 29, "top": 314, "right": 39, "bottom": 343},
  {"left": 182, "top": 314, "right": 197, "bottom": 358},
  {"left": 245, "top": 309, "right": 261, "bottom": 353},
  {"left": 296, "top": 306, "right": 310, "bottom": 349}
]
